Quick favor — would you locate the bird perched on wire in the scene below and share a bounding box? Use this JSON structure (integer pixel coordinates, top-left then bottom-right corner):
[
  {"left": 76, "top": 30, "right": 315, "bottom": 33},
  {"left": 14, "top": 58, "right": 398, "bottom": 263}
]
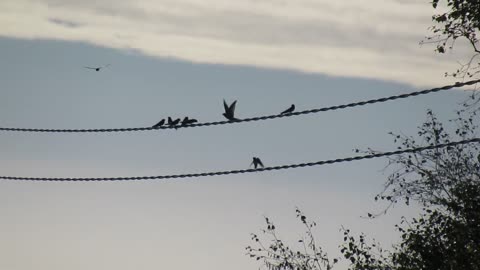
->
[
  {"left": 181, "top": 117, "right": 198, "bottom": 126},
  {"left": 84, "top": 64, "right": 110, "bottom": 72},
  {"left": 167, "top": 117, "right": 181, "bottom": 128},
  {"left": 250, "top": 157, "right": 264, "bottom": 169},
  {"left": 152, "top": 119, "right": 165, "bottom": 129},
  {"left": 223, "top": 99, "right": 240, "bottom": 121},
  {"left": 280, "top": 104, "right": 295, "bottom": 115}
]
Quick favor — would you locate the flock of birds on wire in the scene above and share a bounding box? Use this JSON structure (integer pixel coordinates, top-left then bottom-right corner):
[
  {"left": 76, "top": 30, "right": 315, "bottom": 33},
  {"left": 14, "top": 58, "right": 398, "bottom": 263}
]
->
[
  {"left": 83, "top": 64, "right": 297, "bottom": 169},
  {"left": 150, "top": 100, "right": 292, "bottom": 169}
]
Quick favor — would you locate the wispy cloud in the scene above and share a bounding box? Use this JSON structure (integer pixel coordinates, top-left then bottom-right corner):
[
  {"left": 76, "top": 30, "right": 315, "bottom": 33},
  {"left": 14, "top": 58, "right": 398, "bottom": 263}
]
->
[{"left": 0, "top": 0, "right": 472, "bottom": 86}]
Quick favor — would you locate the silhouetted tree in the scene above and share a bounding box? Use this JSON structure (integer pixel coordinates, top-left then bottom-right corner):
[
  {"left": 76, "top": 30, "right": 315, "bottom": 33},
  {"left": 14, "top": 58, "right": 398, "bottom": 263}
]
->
[
  {"left": 248, "top": 105, "right": 480, "bottom": 270},
  {"left": 423, "top": 0, "right": 480, "bottom": 79},
  {"left": 246, "top": 208, "right": 338, "bottom": 270},
  {"left": 247, "top": 2, "right": 480, "bottom": 268},
  {"left": 369, "top": 106, "right": 480, "bottom": 270}
]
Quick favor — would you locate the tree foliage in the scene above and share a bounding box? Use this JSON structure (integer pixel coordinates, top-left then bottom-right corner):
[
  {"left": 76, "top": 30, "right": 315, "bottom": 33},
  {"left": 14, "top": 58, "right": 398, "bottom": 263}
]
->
[
  {"left": 391, "top": 193, "right": 480, "bottom": 270},
  {"left": 371, "top": 106, "right": 479, "bottom": 209},
  {"left": 424, "top": 0, "right": 480, "bottom": 78},
  {"left": 247, "top": 3, "right": 480, "bottom": 268},
  {"left": 246, "top": 208, "right": 338, "bottom": 270},
  {"left": 248, "top": 105, "right": 480, "bottom": 270}
]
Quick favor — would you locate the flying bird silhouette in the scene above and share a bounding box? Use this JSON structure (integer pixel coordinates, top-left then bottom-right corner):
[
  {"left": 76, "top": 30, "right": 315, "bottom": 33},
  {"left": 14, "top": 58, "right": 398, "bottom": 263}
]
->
[
  {"left": 281, "top": 104, "right": 295, "bottom": 115},
  {"left": 250, "top": 157, "right": 264, "bottom": 169},
  {"left": 223, "top": 99, "right": 239, "bottom": 121},
  {"left": 152, "top": 119, "right": 165, "bottom": 129},
  {"left": 168, "top": 117, "right": 181, "bottom": 128},
  {"left": 181, "top": 117, "right": 198, "bottom": 126},
  {"left": 84, "top": 64, "right": 110, "bottom": 72}
]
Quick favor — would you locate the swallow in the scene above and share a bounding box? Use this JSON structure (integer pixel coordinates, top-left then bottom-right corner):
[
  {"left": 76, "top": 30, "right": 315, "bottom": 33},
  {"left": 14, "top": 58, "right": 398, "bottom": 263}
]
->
[
  {"left": 187, "top": 118, "right": 198, "bottom": 124},
  {"left": 250, "top": 157, "right": 264, "bottom": 169},
  {"left": 181, "top": 117, "right": 198, "bottom": 126},
  {"left": 152, "top": 119, "right": 165, "bottom": 129},
  {"left": 223, "top": 99, "right": 240, "bottom": 121},
  {"left": 167, "top": 117, "right": 181, "bottom": 128},
  {"left": 84, "top": 64, "right": 110, "bottom": 72},
  {"left": 280, "top": 104, "right": 295, "bottom": 115}
]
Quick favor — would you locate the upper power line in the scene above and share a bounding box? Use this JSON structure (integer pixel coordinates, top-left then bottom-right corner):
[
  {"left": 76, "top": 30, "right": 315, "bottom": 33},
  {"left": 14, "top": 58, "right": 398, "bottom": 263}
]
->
[
  {"left": 1, "top": 138, "right": 478, "bottom": 181},
  {"left": 0, "top": 79, "right": 478, "bottom": 133}
]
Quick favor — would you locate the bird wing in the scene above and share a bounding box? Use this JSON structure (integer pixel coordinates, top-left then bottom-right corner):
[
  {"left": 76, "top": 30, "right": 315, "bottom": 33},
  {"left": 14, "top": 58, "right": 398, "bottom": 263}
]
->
[
  {"left": 230, "top": 100, "right": 237, "bottom": 113},
  {"left": 84, "top": 67, "right": 96, "bottom": 69},
  {"left": 223, "top": 100, "right": 229, "bottom": 113},
  {"left": 257, "top": 158, "right": 264, "bottom": 168}
]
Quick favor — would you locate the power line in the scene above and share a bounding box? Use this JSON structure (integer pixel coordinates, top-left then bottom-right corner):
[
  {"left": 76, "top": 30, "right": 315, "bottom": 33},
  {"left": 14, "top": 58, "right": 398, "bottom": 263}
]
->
[
  {"left": 1, "top": 138, "right": 478, "bottom": 181},
  {"left": 1, "top": 79, "right": 478, "bottom": 133}
]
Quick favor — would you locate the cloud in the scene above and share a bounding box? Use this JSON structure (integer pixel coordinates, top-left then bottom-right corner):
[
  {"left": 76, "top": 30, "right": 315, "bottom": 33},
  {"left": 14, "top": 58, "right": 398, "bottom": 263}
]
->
[{"left": 0, "top": 0, "right": 473, "bottom": 86}]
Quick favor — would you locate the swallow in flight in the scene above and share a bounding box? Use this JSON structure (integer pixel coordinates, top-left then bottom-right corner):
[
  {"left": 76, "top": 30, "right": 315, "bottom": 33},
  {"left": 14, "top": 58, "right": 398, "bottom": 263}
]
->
[{"left": 84, "top": 64, "right": 110, "bottom": 71}]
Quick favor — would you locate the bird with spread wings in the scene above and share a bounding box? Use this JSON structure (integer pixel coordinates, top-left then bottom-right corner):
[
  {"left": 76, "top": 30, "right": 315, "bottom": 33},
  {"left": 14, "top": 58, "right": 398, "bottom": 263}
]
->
[{"left": 84, "top": 64, "right": 110, "bottom": 72}]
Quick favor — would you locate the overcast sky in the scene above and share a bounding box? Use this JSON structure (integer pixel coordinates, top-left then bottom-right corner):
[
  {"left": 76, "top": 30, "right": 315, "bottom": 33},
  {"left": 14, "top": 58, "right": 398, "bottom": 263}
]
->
[
  {"left": 0, "top": 1, "right": 476, "bottom": 270},
  {"left": 0, "top": 0, "right": 473, "bottom": 86}
]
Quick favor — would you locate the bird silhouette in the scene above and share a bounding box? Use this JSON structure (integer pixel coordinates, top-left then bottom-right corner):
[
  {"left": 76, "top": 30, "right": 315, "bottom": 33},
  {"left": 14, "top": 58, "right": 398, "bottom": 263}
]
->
[
  {"left": 181, "top": 117, "right": 198, "bottom": 126},
  {"left": 223, "top": 99, "right": 240, "bottom": 121},
  {"left": 250, "top": 157, "right": 264, "bottom": 169},
  {"left": 181, "top": 117, "right": 190, "bottom": 125},
  {"left": 168, "top": 117, "right": 181, "bottom": 128},
  {"left": 281, "top": 104, "right": 295, "bottom": 115},
  {"left": 84, "top": 64, "right": 110, "bottom": 72},
  {"left": 188, "top": 118, "right": 198, "bottom": 124},
  {"left": 152, "top": 119, "right": 165, "bottom": 128}
]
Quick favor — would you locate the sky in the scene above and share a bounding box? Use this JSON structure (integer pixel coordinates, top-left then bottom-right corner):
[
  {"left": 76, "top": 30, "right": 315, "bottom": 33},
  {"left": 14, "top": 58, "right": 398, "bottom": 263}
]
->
[
  {"left": 0, "top": 0, "right": 474, "bottom": 87},
  {"left": 0, "top": 1, "right": 477, "bottom": 270}
]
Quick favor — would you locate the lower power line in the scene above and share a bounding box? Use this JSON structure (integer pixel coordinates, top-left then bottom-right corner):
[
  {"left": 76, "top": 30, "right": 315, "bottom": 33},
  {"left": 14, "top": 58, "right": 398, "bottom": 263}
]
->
[{"left": 1, "top": 138, "right": 478, "bottom": 181}]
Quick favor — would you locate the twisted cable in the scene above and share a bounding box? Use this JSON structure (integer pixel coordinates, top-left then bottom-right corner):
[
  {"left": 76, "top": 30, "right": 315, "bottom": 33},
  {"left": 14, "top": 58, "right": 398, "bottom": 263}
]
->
[
  {"left": 1, "top": 79, "right": 478, "bottom": 133},
  {"left": 1, "top": 138, "right": 478, "bottom": 181}
]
